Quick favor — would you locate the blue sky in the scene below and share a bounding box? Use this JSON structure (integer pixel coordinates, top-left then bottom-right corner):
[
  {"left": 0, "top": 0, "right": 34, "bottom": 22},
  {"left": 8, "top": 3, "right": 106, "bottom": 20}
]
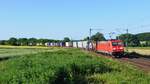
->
[{"left": 0, "top": 0, "right": 150, "bottom": 40}]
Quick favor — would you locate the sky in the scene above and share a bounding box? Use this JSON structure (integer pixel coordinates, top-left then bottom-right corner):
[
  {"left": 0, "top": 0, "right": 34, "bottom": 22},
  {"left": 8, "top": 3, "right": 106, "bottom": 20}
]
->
[{"left": 0, "top": 0, "right": 150, "bottom": 40}]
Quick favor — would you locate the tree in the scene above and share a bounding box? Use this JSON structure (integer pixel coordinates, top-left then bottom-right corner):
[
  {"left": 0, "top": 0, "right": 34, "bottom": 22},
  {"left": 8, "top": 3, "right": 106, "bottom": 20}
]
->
[
  {"left": 83, "top": 37, "right": 89, "bottom": 41},
  {"left": 91, "top": 32, "right": 106, "bottom": 41},
  {"left": 8, "top": 37, "right": 17, "bottom": 45},
  {"left": 0, "top": 40, "right": 7, "bottom": 45},
  {"left": 17, "top": 38, "right": 28, "bottom": 46},
  {"left": 37, "top": 39, "right": 51, "bottom": 46},
  {"left": 136, "top": 32, "right": 150, "bottom": 46},
  {"left": 63, "top": 37, "right": 70, "bottom": 42},
  {"left": 28, "top": 38, "right": 37, "bottom": 46},
  {"left": 119, "top": 33, "right": 140, "bottom": 47},
  {"left": 136, "top": 32, "right": 150, "bottom": 41}
]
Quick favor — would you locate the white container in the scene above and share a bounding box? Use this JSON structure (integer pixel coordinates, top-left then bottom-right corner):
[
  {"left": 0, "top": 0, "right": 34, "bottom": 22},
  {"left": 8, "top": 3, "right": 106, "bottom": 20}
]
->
[
  {"left": 82, "top": 41, "right": 88, "bottom": 49},
  {"left": 65, "top": 42, "right": 72, "bottom": 47},
  {"left": 65, "top": 42, "right": 69, "bottom": 47},
  {"left": 73, "top": 42, "right": 78, "bottom": 48},
  {"left": 51, "top": 42, "right": 55, "bottom": 46},
  {"left": 45, "top": 42, "right": 48, "bottom": 46},
  {"left": 77, "top": 41, "right": 83, "bottom": 48}
]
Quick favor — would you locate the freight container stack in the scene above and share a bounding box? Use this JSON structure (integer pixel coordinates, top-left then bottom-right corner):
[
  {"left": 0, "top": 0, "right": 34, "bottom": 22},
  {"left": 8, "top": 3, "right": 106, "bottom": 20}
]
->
[
  {"left": 73, "top": 41, "right": 78, "bottom": 48},
  {"left": 43, "top": 39, "right": 124, "bottom": 57},
  {"left": 51, "top": 42, "right": 55, "bottom": 47},
  {"left": 77, "top": 41, "right": 83, "bottom": 48},
  {"left": 60, "top": 42, "right": 65, "bottom": 47},
  {"left": 45, "top": 42, "right": 49, "bottom": 46},
  {"left": 65, "top": 42, "right": 73, "bottom": 47},
  {"left": 82, "top": 41, "right": 88, "bottom": 49}
]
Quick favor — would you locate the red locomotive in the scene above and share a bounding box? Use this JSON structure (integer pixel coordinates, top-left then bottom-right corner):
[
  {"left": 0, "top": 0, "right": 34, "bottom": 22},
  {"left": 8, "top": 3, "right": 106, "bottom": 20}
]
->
[{"left": 96, "top": 39, "right": 124, "bottom": 57}]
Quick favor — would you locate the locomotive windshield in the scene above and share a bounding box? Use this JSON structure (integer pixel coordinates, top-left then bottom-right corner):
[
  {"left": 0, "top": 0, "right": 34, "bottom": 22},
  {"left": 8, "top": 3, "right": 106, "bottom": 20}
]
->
[{"left": 112, "top": 42, "right": 123, "bottom": 46}]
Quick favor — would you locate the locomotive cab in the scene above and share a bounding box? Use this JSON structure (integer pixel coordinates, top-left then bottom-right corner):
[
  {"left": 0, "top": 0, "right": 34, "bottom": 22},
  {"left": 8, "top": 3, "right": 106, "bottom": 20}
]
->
[{"left": 110, "top": 40, "right": 124, "bottom": 57}]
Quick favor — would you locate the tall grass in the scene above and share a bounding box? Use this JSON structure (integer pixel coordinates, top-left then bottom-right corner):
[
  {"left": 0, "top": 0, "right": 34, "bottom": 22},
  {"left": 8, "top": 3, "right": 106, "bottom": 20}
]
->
[
  {"left": 0, "top": 47, "right": 60, "bottom": 58},
  {"left": 0, "top": 48, "right": 149, "bottom": 84}
]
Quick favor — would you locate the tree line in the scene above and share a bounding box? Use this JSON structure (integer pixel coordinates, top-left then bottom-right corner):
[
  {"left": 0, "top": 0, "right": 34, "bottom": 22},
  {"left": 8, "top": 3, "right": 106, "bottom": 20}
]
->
[
  {"left": 117, "top": 32, "right": 150, "bottom": 47},
  {"left": 0, "top": 32, "right": 149, "bottom": 47},
  {"left": 0, "top": 37, "right": 70, "bottom": 46}
]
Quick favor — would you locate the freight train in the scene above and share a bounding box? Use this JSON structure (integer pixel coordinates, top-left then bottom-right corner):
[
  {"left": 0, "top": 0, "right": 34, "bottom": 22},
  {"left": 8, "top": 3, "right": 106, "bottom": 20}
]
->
[{"left": 45, "top": 39, "right": 124, "bottom": 57}]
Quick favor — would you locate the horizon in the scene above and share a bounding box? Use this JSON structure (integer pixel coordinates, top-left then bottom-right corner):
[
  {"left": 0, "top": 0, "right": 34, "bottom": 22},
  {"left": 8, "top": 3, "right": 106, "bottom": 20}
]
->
[
  {"left": 0, "top": 32, "right": 150, "bottom": 41},
  {"left": 0, "top": 0, "right": 150, "bottom": 40}
]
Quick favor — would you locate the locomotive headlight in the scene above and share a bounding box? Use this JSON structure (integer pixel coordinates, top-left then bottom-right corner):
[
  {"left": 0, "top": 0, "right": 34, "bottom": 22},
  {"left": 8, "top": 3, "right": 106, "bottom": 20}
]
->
[
  {"left": 113, "top": 48, "right": 116, "bottom": 50},
  {"left": 120, "top": 47, "right": 123, "bottom": 49}
]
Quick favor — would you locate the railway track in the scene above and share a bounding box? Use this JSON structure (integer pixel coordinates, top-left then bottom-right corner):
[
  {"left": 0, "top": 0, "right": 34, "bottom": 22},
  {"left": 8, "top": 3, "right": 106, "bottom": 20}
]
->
[
  {"left": 119, "top": 57, "right": 150, "bottom": 72},
  {"left": 84, "top": 50, "right": 150, "bottom": 72}
]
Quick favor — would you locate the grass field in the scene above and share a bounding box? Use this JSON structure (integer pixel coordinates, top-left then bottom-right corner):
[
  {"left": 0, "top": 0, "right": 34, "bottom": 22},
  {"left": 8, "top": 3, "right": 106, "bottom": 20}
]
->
[
  {"left": 0, "top": 45, "right": 61, "bottom": 58},
  {"left": 127, "top": 47, "right": 150, "bottom": 55},
  {"left": 0, "top": 46, "right": 150, "bottom": 84}
]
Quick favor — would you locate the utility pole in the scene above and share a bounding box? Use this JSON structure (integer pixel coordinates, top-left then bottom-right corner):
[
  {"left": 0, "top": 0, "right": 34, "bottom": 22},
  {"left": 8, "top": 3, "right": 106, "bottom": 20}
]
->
[
  {"left": 116, "top": 28, "right": 129, "bottom": 52},
  {"left": 89, "top": 28, "right": 102, "bottom": 40},
  {"left": 88, "top": 28, "right": 92, "bottom": 50},
  {"left": 88, "top": 28, "right": 102, "bottom": 50},
  {"left": 126, "top": 28, "right": 129, "bottom": 52},
  {"left": 89, "top": 28, "right": 92, "bottom": 41}
]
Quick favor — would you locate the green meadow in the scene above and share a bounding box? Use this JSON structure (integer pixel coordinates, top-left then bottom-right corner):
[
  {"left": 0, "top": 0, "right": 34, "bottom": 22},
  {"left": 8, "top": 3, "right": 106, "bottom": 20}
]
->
[{"left": 0, "top": 46, "right": 150, "bottom": 84}]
